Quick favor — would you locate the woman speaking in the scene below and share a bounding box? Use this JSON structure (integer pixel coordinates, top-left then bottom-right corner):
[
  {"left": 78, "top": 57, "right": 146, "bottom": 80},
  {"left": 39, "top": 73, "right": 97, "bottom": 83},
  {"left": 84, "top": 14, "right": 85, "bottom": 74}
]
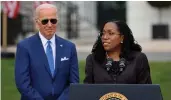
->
[{"left": 84, "top": 20, "right": 152, "bottom": 84}]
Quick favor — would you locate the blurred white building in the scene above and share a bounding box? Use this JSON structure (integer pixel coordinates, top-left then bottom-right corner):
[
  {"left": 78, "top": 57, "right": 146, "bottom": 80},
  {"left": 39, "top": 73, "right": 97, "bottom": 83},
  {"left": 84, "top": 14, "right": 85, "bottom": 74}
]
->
[
  {"left": 71, "top": 1, "right": 171, "bottom": 42},
  {"left": 5, "top": 1, "right": 171, "bottom": 45},
  {"left": 127, "top": 1, "right": 171, "bottom": 41}
]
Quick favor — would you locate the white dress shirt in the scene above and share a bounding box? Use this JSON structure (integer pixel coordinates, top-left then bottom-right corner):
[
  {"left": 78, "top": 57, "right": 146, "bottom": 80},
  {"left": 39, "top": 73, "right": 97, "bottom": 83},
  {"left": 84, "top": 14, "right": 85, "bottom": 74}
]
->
[{"left": 39, "top": 32, "right": 56, "bottom": 69}]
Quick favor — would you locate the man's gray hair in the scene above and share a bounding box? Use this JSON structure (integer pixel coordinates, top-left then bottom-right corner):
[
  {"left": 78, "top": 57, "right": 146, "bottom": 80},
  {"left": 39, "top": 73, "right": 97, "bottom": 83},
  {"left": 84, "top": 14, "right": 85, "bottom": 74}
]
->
[{"left": 34, "top": 3, "right": 58, "bottom": 19}]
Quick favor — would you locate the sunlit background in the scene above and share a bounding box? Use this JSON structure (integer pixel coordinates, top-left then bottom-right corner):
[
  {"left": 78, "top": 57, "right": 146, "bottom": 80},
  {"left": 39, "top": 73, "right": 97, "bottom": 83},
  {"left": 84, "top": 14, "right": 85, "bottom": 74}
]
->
[{"left": 1, "top": 1, "right": 171, "bottom": 100}]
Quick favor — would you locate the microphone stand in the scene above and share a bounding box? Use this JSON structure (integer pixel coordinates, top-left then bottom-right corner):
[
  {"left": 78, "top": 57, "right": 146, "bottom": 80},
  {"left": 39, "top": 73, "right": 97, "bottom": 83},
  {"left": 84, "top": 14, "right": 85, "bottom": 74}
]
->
[
  {"left": 110, "top": 68, "right": 118, "bottom": 84},
  {"left": 111, "top": 74, "right": 117, "bottom": 84}
]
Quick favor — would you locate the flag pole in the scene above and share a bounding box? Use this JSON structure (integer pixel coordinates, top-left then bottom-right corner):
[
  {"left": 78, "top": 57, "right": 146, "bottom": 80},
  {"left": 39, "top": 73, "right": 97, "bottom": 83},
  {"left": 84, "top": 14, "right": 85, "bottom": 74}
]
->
[{"left": 2, "top": 12, "right": 7, "bottom": 48}]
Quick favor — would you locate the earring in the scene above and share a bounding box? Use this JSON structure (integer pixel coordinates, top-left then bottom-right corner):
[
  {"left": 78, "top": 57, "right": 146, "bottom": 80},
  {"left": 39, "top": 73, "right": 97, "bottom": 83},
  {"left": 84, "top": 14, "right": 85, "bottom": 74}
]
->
[{"left": 121, "top": 41, "right": 123, "bottom": 43}]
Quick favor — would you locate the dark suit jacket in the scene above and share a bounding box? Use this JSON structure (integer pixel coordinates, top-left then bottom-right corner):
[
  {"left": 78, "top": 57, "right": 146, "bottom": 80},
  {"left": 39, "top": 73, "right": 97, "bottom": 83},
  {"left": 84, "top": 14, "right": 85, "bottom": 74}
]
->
[
  {"left": 84, "top": 51, "right": 152, "bottom": 84},
  {"left": 15, "top": 33, "right": 79, "bottom": 100}
]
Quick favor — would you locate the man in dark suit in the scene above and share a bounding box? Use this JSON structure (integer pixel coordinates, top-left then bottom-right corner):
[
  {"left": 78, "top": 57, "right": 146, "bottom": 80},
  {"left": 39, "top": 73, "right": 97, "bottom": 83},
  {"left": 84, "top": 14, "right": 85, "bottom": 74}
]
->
[{"left": 15, "top": 3, "right": 79, "bottom": 100}]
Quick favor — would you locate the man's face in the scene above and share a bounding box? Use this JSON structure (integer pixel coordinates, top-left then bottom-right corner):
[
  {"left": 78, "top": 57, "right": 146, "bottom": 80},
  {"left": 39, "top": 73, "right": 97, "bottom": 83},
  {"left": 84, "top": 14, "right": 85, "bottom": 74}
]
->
[{"left": 36, "top": 8, "right": 57, "bottom": 39}]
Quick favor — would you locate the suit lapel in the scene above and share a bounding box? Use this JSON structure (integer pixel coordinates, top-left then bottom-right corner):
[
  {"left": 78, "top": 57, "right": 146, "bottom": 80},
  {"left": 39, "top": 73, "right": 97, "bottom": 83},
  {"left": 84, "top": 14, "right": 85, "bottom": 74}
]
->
[
  {"left": 53, "top": 36, "right": 62, "bottom": 78},
  {"left": 35, "top": 34, "right": 52, "bottom": 78}
]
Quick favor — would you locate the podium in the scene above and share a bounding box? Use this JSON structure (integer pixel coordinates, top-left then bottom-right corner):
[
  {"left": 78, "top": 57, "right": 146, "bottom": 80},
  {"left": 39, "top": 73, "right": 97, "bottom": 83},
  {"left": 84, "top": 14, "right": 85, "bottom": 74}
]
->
[{"left": 69, "top": 84, "right": 163, "bottom": 100}]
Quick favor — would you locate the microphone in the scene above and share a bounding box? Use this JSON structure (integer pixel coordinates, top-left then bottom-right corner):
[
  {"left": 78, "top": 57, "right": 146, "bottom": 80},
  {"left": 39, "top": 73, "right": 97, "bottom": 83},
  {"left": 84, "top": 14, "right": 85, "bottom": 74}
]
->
[
  {"left": 119, "top": 58, "right": 126, "bottom": 72},
  {"left": 105, "top": 58, "right": 113, "bottom": 72}
]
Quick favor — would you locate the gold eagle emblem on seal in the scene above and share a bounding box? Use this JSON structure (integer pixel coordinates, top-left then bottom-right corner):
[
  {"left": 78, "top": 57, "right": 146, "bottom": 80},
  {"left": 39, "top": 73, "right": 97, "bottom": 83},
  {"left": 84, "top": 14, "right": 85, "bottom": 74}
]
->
[{"left": 99, "top": 92, "right": 128, "bottom": 100}]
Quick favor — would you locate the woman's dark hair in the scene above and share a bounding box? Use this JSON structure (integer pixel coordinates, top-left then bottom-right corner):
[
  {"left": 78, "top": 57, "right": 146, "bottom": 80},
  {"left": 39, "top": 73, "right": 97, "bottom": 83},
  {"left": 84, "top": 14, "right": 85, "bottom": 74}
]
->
[{"left": 92, "top": 20, "right": 142, "bottom": 64}]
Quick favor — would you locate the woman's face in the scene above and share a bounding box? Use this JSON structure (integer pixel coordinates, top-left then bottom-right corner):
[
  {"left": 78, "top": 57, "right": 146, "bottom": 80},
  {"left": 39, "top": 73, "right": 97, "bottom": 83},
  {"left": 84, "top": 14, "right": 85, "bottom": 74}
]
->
[{"left": 101, "top": 22, "right": 124, "bottom": 52}]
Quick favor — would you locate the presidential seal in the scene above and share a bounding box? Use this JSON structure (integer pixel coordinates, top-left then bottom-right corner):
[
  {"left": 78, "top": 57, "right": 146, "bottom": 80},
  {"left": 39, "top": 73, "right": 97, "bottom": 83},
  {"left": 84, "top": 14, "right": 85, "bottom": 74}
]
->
[{"left": 99, "top": 92, "right": 128, "bottom": 100}]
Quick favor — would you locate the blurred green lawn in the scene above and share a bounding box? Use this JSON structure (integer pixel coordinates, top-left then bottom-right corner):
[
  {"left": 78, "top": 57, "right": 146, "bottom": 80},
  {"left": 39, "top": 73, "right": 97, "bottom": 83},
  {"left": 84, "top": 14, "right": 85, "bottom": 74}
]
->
[{"left": 1, "top": 59, "right": 171, "bottom": 100}]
